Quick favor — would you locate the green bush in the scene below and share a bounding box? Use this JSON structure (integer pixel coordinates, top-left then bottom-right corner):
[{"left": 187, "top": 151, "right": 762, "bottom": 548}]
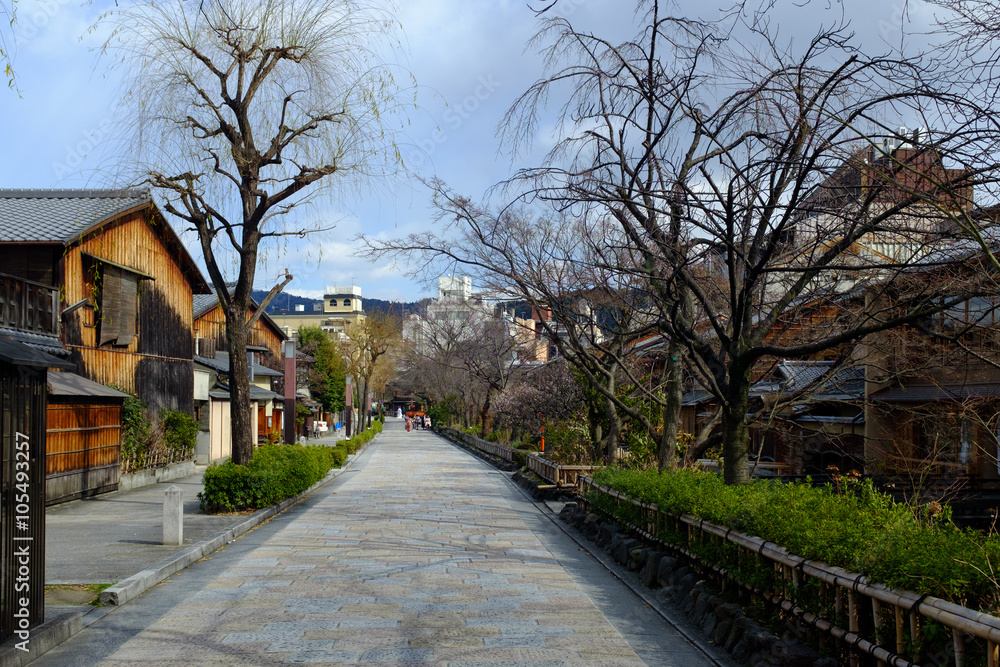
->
[
  {"left": 590, "top": 467, "right": 1000, "bottom": 610},
  {"left": 120, "top": 393, "right": 151, "bottom": 469},
  {"left": 201, "top": 444, "right": 339, "bottom": 512},
  {"left": 162, "top": 409, "right": 198, "bottom": 457},
  {"left": 200, "top": 420, "right": 384, "bottom": 513}
]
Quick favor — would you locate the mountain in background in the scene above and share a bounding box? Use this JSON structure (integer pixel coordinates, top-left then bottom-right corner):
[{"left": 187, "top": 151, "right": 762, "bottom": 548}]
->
[{"left": 252, "top": 290, "right": 428, "bottom": 318}]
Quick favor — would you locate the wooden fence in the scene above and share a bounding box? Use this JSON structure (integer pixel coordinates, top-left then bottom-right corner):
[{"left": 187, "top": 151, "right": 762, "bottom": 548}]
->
[
  {"left": 440, "top": 428, "right": 513, "bottom": 463},
  {"left": 440, "top": 428, "right": 602, "bottom": 489},
  {"left": 580, "top": 476, "right": 1000, "bottom": 667},
  {"left": 526, "top": 453, "right": 598, "bottom": 489}
]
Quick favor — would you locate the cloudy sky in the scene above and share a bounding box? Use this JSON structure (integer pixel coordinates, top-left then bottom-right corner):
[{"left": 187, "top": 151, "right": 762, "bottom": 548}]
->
[{"left": 0, "top": 0, "right": 942, "bottom": 302}]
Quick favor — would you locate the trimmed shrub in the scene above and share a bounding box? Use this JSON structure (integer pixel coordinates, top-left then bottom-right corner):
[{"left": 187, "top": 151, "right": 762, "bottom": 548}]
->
[
  {"left": 199, "top": 420, "right": 383, "bottom": 513},
  {"left": 201, "top": 444, "right": 337, "bottom": 512},
  {"left": 590, "top": 467, "right": 1000, "bottom": 610}
]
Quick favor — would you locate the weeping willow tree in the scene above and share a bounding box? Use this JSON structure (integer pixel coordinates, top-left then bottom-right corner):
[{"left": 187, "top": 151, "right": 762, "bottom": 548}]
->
[{"left": 103, "top": 0, "right": 410, "bottom": 464}]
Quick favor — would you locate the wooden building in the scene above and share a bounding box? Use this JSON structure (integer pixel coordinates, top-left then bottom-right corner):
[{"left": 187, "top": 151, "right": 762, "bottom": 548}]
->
[
  {"left": 0, "top": 189, "right": 211, "bottom": 502},
  {"left": 0, "top": 189, "right": 211, "bottom": 412},
  {"left": 192, "top": 286, "right": 288, "bottom": 461},
  {"left": 193, "top": 285, "right": 287, "bottom": 364}
]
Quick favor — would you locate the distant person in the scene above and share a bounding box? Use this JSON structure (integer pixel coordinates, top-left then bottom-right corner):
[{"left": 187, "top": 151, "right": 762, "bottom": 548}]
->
[
  {"left": 397, "top": 407, "right": 403, "bottom": 419},
  {"left": 425, "top": 416, "right": 432, "bottom": 430},
  {"left": 305, "top": 423, "right": 312, "bottom": 440},
  {"left": 405, "top": 417, "right": 412, "bottom": 432}
]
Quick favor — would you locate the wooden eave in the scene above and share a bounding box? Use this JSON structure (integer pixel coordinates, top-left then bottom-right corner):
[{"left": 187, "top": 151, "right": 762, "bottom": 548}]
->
[{"left": 70, "top": 201, "right": 212, "bottom": 295}]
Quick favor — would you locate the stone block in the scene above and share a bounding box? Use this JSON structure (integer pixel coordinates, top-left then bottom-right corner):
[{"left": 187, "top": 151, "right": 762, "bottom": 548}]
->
[
  {"left": 771, "top": 638, "right": 821, "bottom": 666},
  {"left": 812, "top": 659, "right": 840, "bottom": 667},
  {"left": 715, "top": 602, "right": 742, "bottom": 620},
  {"left": 163, "top": 485, "right": 183, "bottom": 546},
  {"left": 656, "top": 556, "right": 678, "bottom": 588},
  {"left": 642, "top": 551, "right": 665, "bottom": 587},
  {"left": 607, "top": 531, "right": 626, "bottom": 554},
  {"left": 628, "top": 547, "right": 649, "bottom": 571},
  {"left": 613, "top": 538, "right": 641, "bottom": 566},
  {"left": 713, "top": 618, "right": 733, "bottom": 646},
  {"left": 726, "top": 616, "right": 749, "bottom": 652},
  {"left": 597, "top": 523, "right": 620, "bottom": 547},
  {"left": 692, "top": 591, "right": 712, "bottom": 624}
]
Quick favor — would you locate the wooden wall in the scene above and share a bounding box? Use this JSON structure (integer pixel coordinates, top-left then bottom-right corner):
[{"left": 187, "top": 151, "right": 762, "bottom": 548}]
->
[
  {"left": 194, "top": 304, "right": 284, "bottom": 367},
  {"left": 61, "top": 209, "right": 196, "bottom": 414},
  {"left": 45, "top": 401, "right": 121, "bottom": 504}
]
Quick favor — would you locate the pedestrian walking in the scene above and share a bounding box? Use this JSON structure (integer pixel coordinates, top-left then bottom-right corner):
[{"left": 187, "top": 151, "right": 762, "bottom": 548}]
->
[{"left": 405, "top": 417, "right": 412, "bottom": 432}]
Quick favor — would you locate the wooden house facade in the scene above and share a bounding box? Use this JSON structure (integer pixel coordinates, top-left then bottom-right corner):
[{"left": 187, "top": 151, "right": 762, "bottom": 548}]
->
[{"left": 0, "top": 189, "right": 211, "bottom": 502}]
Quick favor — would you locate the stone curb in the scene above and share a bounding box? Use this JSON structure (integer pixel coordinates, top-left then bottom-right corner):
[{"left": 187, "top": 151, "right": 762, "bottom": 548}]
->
[
  {"left": 0, "top": 608, "right": 83, "bottom": 667},
  {"left": 100, "top": 434, "right": 378, "bottom": 606},
  {"left": 0, "top": 433, "right": 381, "bottom": 667}
]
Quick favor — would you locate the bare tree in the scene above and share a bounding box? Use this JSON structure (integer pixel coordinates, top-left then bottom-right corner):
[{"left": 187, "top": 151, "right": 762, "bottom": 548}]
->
[
  {"left": 342, "top": 313, "right": 401, "bottom": 431},
  {"left": 103, "top": 0, "right": 408, "bottom": 464},
  {"left": 372, "top": 1, "right": 1000, "bottom": 484},
  {"left": 402, "top": 298, "right": 519, "bottom": 437}
]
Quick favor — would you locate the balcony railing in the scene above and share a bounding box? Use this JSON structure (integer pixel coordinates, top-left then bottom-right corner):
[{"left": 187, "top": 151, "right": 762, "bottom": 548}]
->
[{"left": 0, "top": 273, "right": 59, "bottom": 336}]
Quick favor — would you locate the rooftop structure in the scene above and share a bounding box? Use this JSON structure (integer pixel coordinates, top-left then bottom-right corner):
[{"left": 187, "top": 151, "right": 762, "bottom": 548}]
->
[
  {"left": 438, "top": 275, "right": 472, "bottom": 301},
  {"left": 323, "top": 285, "right": 363, "bottom": 315}
]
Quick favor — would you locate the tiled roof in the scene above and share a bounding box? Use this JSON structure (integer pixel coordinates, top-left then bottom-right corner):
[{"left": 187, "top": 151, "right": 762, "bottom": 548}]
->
[
  {"left": 681, "top": 390, "right": 713, "bottom": 406},
  {"left": 0, "top": 327, "right": 70, "bottom": 357},
  {"left": 0, "top": 188, "right": 211, "bottom": 294},
  {"left": 193, "top": 292, "right": 220, "bottom": 317},
  {"left": 47, "top": 371, "right": 129, "bottom": 399},
  {"left": 751, "top": 361, "right": 865, "bottom": 402},
  {"left": 0, "top": 189, "right": 152, "bottom": 243},
  {"left": 871, "top": 382, "right": 1000, "bottom": 402},
  {"left": 0, "top": 335, "right": 74, "bottom": 369},
  {"left": 192, "top": 283, "right": 288, "bottom": 342},
  {"left": 209, "top": 384, "right": 284, "bottom": 401},
  {"left": 776, "top": 360, "right": 836, "bottom": 393},
  {"left": 813, "top": 367, "right": 865, "bottom": 400},
  {"left": 194, "top": 352, "right": 283, "bottom": 378}
]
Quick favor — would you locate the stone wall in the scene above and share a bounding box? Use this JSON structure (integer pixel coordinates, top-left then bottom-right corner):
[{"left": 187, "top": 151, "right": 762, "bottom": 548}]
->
[{"left": 559, "top": 503, "right": 839, "bottom": 667}]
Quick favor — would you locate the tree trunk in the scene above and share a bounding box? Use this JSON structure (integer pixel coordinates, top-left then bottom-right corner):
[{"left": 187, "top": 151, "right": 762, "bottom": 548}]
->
[
  {"left": 588, "top": 401, "right": 604, "bottom": 462},
  {"left": 359, "top": 375, "right": 369, "bottom": 431},
  {"left": 226, "top": 315, "right": 254, "bottom": 466},
  {"left": 721, "top": 370, "right": 752, "bottom": 485},
  {"left": 604, "top": 362, "right": 620, "bottom": 463},
  {"left": 658, "top": 340, "right": 683, "bottom": 470},
  {"left": 480, "top": 388, "right": 494, "bottom": 438}
]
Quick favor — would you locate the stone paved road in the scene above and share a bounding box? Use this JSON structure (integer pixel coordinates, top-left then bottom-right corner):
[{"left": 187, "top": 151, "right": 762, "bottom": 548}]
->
[{"left": 33, "top": 421, "right": 721, "bottom": 666}]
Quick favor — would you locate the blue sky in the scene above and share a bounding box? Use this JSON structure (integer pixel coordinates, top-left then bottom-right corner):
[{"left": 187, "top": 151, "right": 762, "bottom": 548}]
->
[{"left": 0, "top": 0, "right": 940, "bottom": 302}]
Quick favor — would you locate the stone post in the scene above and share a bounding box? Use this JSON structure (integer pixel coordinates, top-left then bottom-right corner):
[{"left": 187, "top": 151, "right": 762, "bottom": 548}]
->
[{"left": 163, "top": 485, "right": 183, "bottom": 546}]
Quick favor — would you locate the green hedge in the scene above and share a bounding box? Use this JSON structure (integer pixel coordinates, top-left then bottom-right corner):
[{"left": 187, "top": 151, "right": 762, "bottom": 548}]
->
[
  {"left": 199, "top": 420, "right": 383, "bottom": 513},
  {"left": 590, "top": 467, "right": 1000, "bottom": 611}
]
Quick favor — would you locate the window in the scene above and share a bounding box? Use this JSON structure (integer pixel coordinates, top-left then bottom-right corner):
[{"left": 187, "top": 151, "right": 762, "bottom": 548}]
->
[
  {"left": 343, "top": 299, "right": 351, "bottom": 307},
  {"left": 85, "top": 256, "right": 146, "bottom": 348}
]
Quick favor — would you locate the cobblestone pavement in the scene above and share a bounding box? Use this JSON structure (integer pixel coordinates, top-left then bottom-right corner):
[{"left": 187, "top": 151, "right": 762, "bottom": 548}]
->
[{"left": 34, "top": 421, "right": 718, "bottom": 666}]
